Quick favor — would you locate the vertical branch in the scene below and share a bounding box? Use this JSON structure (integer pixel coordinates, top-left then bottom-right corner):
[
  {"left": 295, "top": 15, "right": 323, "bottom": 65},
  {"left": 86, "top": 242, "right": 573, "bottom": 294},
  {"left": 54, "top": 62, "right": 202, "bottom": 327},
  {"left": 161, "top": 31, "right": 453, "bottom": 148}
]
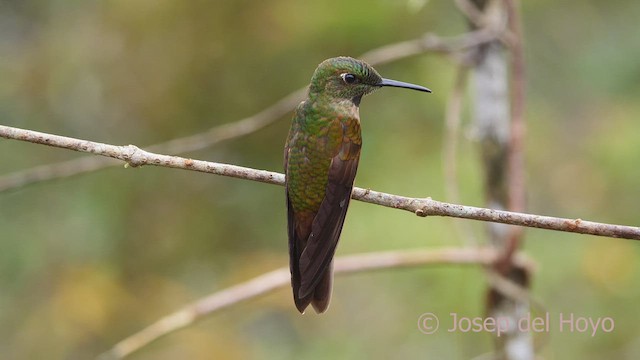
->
[
  {"left": 468, "top": 0, "right": 511, "bottom": 249},
  {"left": 504, "top": 0, "right": 527, "bottom": 260},
  {"left": 464, "top": 0, "right": 533, "bottom": 359}
]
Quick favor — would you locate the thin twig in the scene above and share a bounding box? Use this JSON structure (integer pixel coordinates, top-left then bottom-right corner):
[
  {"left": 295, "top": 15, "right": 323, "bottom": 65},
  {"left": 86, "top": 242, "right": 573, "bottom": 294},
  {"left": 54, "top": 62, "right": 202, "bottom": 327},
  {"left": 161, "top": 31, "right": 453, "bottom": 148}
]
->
[
  {"left": 360, "top": 27, "right": 500, "bottom": 64},
  {"left": 455, "top": 0, "right": 487, "bottom": 28},
  {"left": 503, "top": 0, "right": 527, "bottom": 262},
  {"left": 0, "top": 29, "right": 503, "bottom": 193},
  {"left": 1, "top": 124, "right": 639, "bottom": 240},
  {"left": 99, "top": 247, "right": 533, "bottom": 359},
  {"left": 458, "top": 0, "right": 515, "bottom": 48},
  {"left": 442, "top": 66, "right": 481, "bottom": 247}
]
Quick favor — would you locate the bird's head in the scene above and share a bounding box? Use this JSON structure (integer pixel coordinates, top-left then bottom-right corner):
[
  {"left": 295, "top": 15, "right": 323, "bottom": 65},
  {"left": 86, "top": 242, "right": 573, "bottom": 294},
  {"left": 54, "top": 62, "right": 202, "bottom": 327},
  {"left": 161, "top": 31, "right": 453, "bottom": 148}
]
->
[{"left": 308, "top": 57, "right": 431, "bottom": 105}]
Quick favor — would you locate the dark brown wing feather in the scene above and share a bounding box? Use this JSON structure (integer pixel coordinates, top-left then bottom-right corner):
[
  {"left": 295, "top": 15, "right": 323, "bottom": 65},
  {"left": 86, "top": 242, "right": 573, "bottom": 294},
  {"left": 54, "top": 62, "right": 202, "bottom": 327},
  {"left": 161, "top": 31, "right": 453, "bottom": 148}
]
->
[
  {"left": 286, "top": 190, "right": 313, "bottom": 312},
  {"left": 298, "top": 140, "right": 360, "bottom": 299}
]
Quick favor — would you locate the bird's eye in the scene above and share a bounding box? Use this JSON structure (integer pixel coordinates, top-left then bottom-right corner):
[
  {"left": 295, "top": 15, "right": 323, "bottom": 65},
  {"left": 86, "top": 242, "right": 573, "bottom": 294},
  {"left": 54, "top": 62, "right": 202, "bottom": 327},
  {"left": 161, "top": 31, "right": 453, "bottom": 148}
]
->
[{"left": 340, "top": 73, "right": 357, "bottom": 84}]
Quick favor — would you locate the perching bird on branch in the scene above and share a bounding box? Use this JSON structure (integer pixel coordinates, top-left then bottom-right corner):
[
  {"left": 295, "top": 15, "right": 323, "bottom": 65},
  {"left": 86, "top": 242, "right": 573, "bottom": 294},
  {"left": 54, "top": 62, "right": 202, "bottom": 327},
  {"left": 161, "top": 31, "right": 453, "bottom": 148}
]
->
[{"left": 284, "top": 57, "right": 431, "bottom": 313}]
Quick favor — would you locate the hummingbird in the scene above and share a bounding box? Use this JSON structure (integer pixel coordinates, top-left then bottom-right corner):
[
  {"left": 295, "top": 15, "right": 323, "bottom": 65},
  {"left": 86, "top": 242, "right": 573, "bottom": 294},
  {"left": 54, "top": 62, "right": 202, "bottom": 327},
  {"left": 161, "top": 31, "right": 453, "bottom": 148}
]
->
[{"left": 284, "top": 56, "right": 431, "bottom": 314}]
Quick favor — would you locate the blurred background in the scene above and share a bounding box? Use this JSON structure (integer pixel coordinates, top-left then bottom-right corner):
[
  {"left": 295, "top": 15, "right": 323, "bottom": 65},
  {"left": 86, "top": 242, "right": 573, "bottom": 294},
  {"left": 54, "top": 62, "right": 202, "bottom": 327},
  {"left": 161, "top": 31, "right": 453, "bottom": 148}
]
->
[{"left": 1, "top": 1, "right": 639, "bottom": 359}]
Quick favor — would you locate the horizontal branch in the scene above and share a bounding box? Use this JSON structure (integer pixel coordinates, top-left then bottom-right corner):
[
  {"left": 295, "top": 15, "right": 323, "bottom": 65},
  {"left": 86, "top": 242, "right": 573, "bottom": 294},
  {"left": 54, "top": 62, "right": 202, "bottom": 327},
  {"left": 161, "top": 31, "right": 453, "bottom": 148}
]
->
[
  {"left": 100, "top": 247, "right": 531, "bottom": 359},
  {"left": 2, "top": 124, "right": 639, "bottom": 240},
  {"left": 0, "top": 28, "right": 501, "bottom": 193}
]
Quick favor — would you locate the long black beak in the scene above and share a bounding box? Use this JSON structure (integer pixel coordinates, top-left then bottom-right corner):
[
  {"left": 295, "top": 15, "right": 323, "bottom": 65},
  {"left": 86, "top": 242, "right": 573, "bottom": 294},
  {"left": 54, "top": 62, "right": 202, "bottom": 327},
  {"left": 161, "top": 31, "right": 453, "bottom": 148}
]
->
[{"left": 379, "top": 78, "right": 432, "bottom": 93}]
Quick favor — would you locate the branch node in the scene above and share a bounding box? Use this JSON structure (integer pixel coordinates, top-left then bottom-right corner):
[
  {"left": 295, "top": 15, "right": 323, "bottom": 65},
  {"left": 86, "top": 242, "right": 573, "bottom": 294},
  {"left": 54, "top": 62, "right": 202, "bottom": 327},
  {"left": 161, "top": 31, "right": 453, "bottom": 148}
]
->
[
  {"left": 566, "top": 218, "right": 582, "bottom": 231},
  {"left": 124, "top": 145, "right": 148, "bottom": 168}
]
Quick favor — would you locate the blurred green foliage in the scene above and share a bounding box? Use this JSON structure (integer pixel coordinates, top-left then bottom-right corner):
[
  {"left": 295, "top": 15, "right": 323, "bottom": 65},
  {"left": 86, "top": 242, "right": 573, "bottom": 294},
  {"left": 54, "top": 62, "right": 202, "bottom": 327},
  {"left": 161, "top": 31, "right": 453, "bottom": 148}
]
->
[{"left": 1, "top": 1, "right": 639, "bottom": 359}]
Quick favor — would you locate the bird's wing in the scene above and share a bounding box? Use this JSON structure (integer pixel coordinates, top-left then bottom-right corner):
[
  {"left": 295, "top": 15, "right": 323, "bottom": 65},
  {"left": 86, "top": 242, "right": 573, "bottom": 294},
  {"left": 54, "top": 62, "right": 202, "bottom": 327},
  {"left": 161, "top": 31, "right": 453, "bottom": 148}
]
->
[
  {"left": 297, "top": 124, "right": 361, "bottom": 297},
  {"left": 284, "top": 116, "right": 298, "bottom": 285},
  {"left": 285, "top": 103, "right": 315, "bottom": 311},
  {"left": 284, "top": 150, "right": 300, "bottom": 292}
]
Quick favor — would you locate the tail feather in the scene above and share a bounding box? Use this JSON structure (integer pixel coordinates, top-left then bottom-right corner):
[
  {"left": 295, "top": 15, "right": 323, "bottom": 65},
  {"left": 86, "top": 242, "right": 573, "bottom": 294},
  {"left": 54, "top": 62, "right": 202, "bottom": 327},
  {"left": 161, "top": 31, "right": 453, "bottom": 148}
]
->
[
  {"left": 293, "top": 263, "right": 333, "bottom": 314},
  {"left": 294, "top": 294, "right": 313, "bottom": 314},
  {"left": 311, "top": 262, "right": 333, "bottom": 313}
]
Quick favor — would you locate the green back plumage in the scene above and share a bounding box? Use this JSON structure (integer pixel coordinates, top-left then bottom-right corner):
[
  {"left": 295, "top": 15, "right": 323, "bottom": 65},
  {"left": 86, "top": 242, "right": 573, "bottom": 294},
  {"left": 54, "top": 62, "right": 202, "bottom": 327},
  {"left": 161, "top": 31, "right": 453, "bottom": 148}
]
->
[{"left": 285, "top": 101, "right": 344, "bottom": 212}]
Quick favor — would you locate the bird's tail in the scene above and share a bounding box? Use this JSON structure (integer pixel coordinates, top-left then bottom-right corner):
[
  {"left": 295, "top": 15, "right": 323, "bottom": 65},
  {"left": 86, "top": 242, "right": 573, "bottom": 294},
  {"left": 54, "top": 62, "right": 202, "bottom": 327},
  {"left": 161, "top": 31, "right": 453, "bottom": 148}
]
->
[{"left": 293, "top": 262, "right": 333, "bottom": 314}]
